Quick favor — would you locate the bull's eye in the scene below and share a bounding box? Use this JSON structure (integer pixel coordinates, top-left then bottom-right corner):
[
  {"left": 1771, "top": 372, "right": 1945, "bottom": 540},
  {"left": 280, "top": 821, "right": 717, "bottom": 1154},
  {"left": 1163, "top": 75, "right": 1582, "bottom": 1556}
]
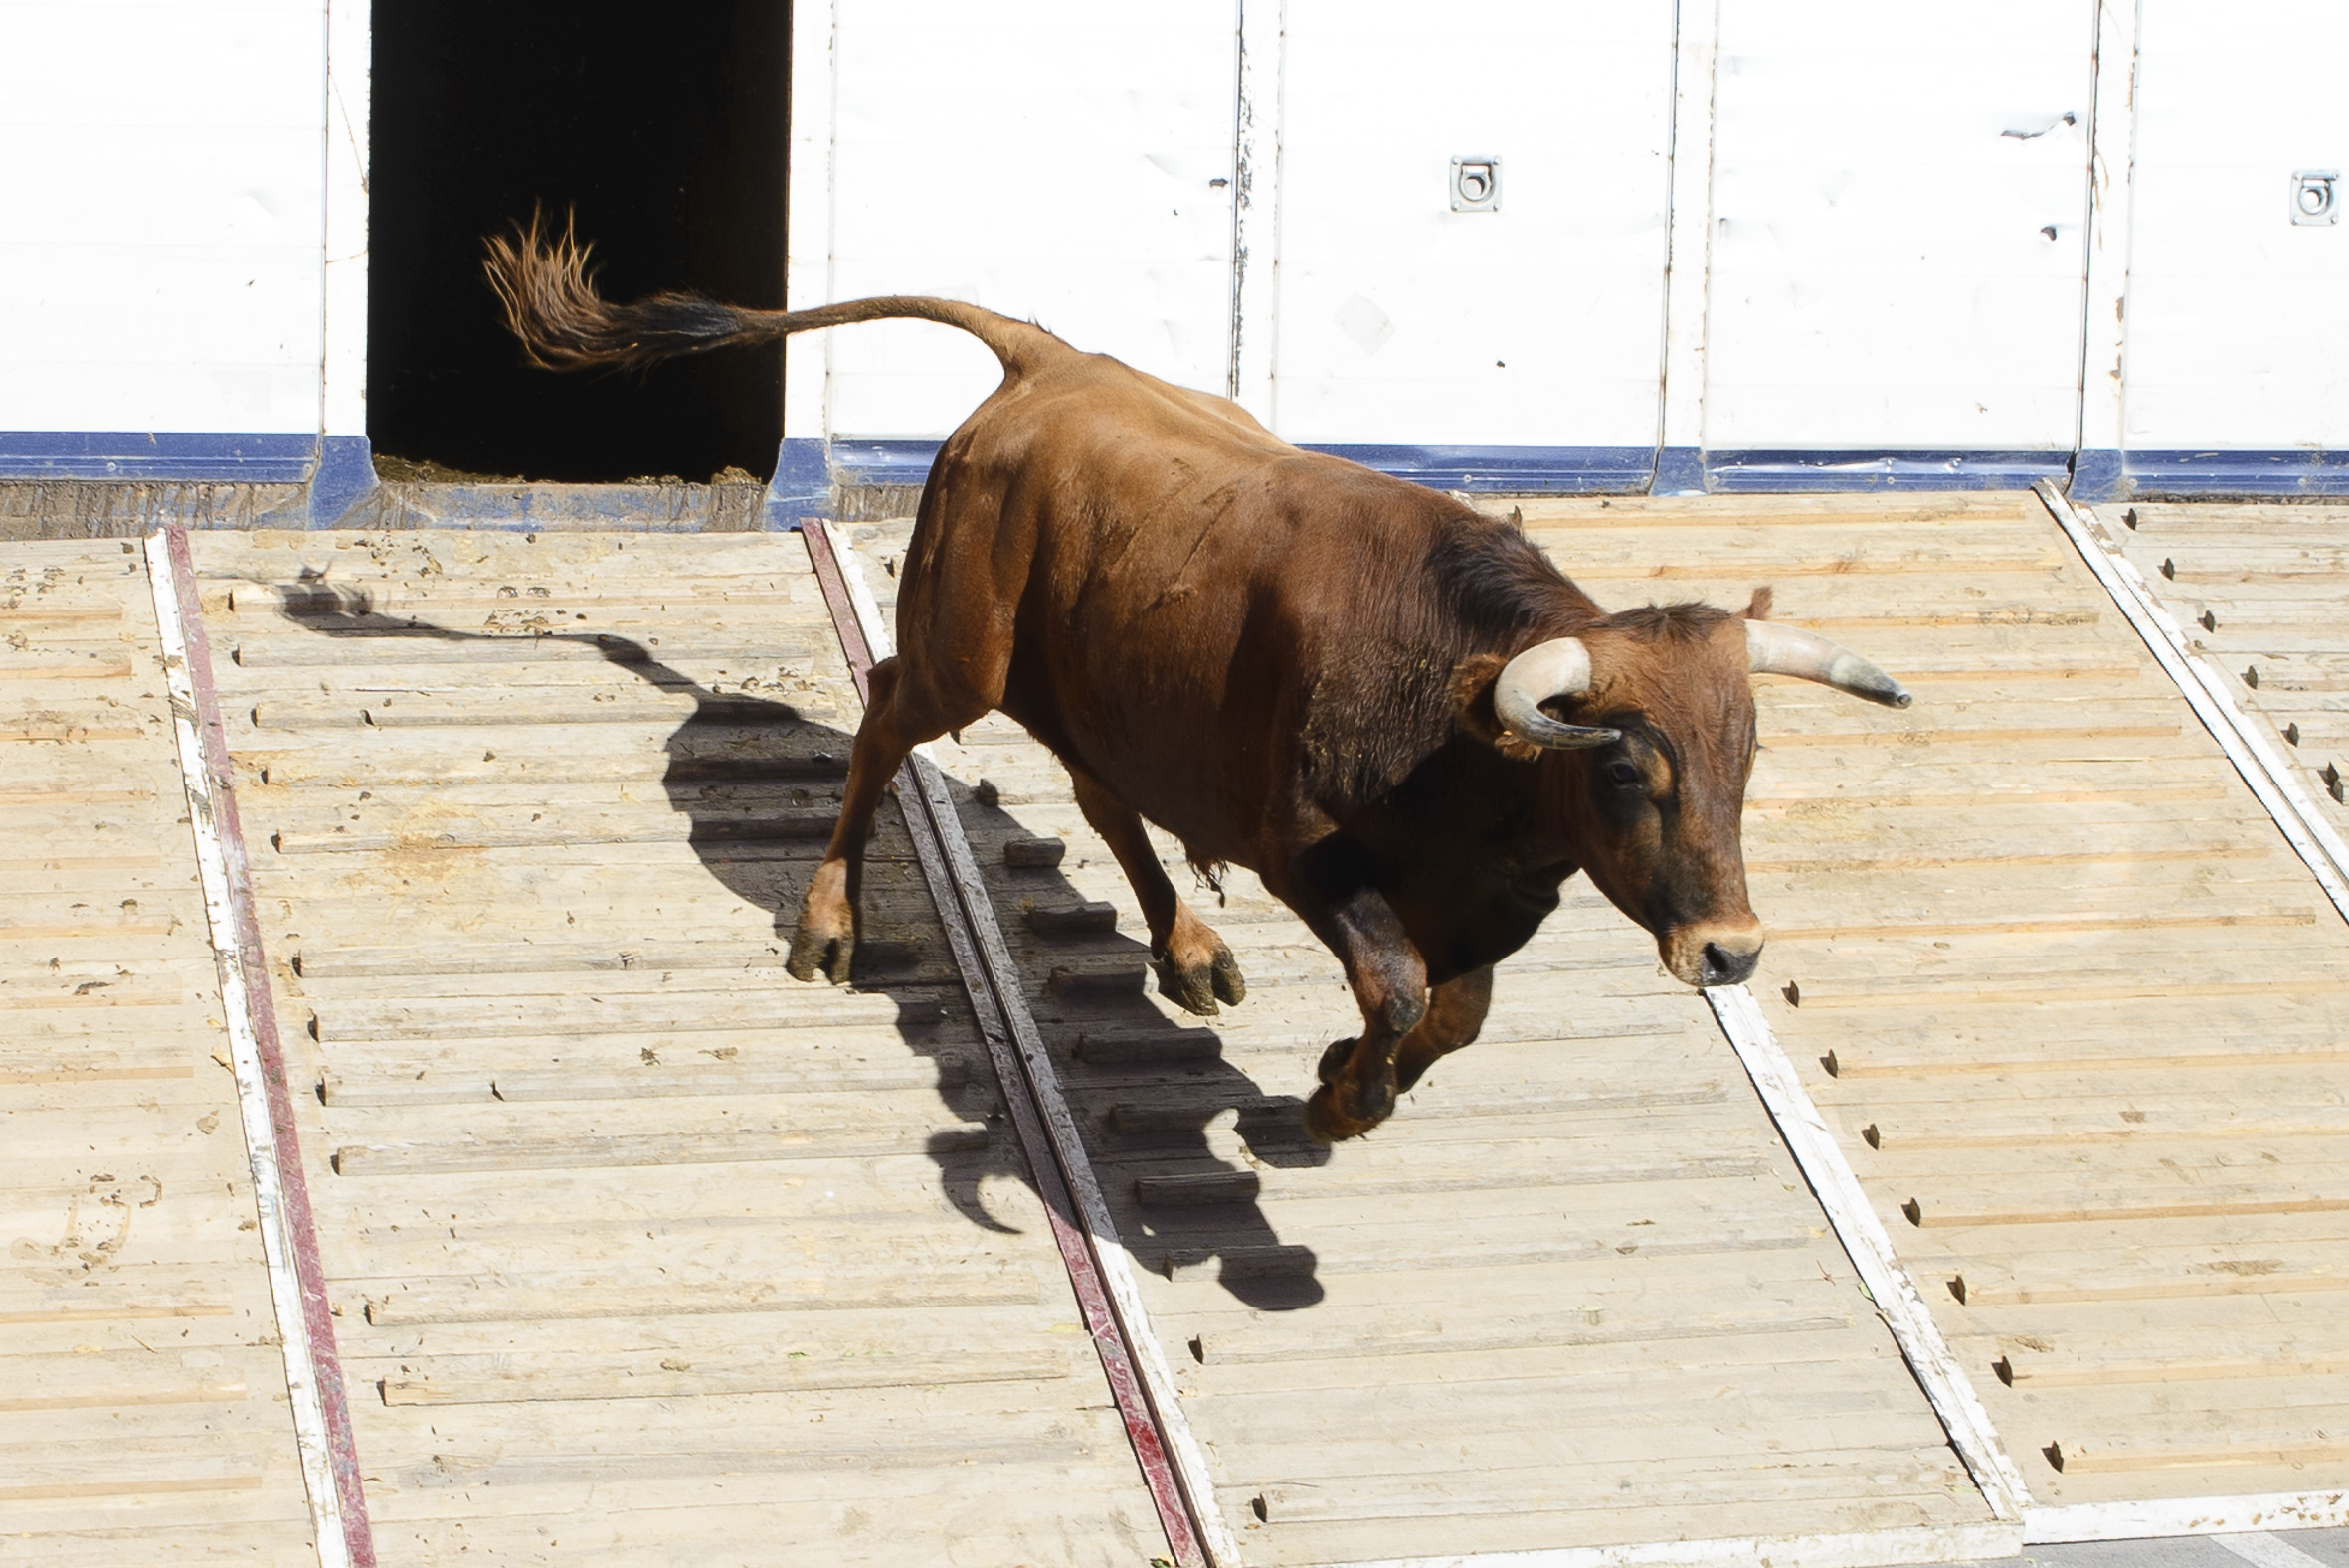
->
[{"left": 1605, "top": 759, "right": 1642, "bottom": 787}]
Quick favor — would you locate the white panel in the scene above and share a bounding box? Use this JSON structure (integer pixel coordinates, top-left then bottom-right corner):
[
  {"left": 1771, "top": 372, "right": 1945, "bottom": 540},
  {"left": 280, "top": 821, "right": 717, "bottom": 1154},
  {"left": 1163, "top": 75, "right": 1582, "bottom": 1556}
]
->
[
  {"left": 0, "top": 2, "right": 324, "bottom": 434},
  {"left": 1228, "top": 0, "right": 1280, "bottom": 419},
  {"left": 0, "top": 0, "right": 319, "bottom": 132},
  {"left": 1272, "top": 0, "right": 1677, "bottom": 447},
  {"left": 1660, "top": 0, "right": 1722, "bottom": 460},
  {"left": 2077, "top": 0, "right": 2137, "bottom": 462},
  {"left": 323, "top": 0, "right": 369, "bottom": 437},
  {"left": 784, "top": 0, "right": 835, "bottom": 442},
  {"left": 826, "top": 0, "right": 1235, "bottom": 438},
  {"left": 2123, "top": 0, "right": 2349, "bottom": 451},
  {"left": 0, "top": 360, "right": 322, "bottom": 434},
  {"left": 1704, "top": 0, "right": 2094, "bottom": 451}
]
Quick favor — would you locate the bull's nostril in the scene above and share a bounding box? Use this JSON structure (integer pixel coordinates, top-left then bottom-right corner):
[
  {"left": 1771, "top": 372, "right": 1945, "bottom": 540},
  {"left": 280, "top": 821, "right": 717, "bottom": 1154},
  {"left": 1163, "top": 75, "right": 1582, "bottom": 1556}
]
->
[{"left": 1702, "top": 941, "right": 1759, "bottom": 985}]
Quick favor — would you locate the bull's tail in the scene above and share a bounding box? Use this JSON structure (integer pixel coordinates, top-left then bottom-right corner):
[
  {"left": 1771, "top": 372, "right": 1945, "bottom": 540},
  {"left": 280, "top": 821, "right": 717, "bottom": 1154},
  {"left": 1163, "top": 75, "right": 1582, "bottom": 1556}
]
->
[{"left": 482, "top": 210, "right": 1065, "bottom": 376}]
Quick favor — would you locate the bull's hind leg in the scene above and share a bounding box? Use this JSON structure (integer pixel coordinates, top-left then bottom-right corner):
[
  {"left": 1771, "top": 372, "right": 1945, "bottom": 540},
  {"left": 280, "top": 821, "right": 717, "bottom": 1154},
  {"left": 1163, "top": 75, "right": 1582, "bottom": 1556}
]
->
[
  {"left": 789, "top": 654, "right": 987, "bottom": 983},
  {"left": 1066, "top": 767, "right": 1244, "bottom": 1016}
]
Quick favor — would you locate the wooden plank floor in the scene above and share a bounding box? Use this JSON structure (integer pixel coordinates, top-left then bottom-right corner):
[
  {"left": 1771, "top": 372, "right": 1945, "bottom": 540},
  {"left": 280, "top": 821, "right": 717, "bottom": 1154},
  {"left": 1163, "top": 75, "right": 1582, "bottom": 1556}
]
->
[
  {"left": 185, "top": 530, "right": 1166, "bottom": 1567},
  {"left": 0, "top": 541, "right": 318, "bottom": 1564},
  {"left": 839, "top": 521, "right": 1999, "bottom": 1563},
  {"left": 1496, "top": 491, "right": 2349, "bottom": 1510},
  {"left": 2103, "top": 500, "right": 2349, "bottom": 842},
  {"left": 36, "top": 497, "right": 2335, "bottom": 1561}
]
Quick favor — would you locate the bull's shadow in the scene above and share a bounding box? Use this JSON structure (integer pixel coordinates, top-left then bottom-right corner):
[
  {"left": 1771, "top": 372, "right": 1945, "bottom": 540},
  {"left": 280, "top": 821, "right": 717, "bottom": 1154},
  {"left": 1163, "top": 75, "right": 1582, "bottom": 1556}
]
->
[{"left": 278, "top": 577, "right": 1326, "bottom": 1309}]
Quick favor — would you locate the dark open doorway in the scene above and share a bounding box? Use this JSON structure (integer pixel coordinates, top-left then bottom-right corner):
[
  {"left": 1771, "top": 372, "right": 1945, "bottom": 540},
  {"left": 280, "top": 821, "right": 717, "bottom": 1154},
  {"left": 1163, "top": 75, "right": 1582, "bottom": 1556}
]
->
[{"left": 369, "top": 4, "right": 789, "bottom": 483}]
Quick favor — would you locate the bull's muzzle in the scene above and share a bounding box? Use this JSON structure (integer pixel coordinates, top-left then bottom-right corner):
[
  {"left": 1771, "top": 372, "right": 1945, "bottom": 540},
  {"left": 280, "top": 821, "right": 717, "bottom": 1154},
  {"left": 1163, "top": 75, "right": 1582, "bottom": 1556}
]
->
[{"left": 1665, "top": 922, "right": 1765, "bottom": 988}]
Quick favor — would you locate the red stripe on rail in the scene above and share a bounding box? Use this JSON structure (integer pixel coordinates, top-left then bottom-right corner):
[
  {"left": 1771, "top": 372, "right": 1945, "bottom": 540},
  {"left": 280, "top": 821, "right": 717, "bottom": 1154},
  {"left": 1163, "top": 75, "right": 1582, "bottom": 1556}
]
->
[
  {"left": 799, "top": 521, "right": 1210, "bottom": 1568},
  {"left": 164, "top": 527, "right": 377, "bottom": 1568}
]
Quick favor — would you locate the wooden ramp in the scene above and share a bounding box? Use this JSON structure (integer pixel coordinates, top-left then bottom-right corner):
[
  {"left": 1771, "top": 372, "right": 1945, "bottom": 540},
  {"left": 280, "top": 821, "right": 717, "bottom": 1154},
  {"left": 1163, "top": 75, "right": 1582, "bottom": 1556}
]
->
[
  {"left": 0, "top": 542, "right": 318, "bottom": 1563},
  {"left": 2103, "top": 499, "right": 2349, "bottom": 864},
  {"left": 834, "top": 521, "right": 2010, "bottom": 1565},
  {"left": 1492, "top": 492, "right": 2349, "bottom": 1530},
  {"left": 16, "top": 495, "right": 2349, "bottom": 1566},
  {"left": 182, "top": 529, "right": 1167, "bottom": 1567}
]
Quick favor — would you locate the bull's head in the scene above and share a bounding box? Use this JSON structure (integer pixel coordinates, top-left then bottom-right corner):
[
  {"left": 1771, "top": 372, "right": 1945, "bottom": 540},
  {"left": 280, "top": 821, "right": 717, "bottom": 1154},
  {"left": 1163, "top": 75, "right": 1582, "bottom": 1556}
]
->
[{"left": 1485, "top": 591, "right": 1908, "bottom": 988}]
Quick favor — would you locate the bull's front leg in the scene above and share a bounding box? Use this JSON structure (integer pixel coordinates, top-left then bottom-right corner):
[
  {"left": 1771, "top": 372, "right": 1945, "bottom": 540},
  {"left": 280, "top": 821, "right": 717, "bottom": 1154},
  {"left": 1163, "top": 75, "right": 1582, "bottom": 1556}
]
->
[
  {"left": 1285, "top": 865, "right": 1428, "bottom": 1144},
  {"left": 1390, "top": 964, "right": 1495, "bottom": 1096}
]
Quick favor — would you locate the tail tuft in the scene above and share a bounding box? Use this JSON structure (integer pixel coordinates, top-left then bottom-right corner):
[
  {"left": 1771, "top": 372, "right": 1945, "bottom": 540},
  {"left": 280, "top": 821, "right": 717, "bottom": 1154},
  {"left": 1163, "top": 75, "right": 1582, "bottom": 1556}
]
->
[
  {"left": 482, "top": 209, "right": 756, "bottom": 372},
  {"left": 485, "top": 211, "right": 1066, "bottom": 374}
]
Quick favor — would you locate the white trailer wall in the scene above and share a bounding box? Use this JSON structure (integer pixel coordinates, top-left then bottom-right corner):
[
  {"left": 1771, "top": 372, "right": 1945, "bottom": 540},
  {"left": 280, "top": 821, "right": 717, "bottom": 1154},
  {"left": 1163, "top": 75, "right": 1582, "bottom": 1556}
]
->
[
  {"left": 2109, "top": 0, "right": 2349, "bottom": 489},
  {"left": 1264, "top": 0, "right": 1677, "bottom": 487},
  {"left": 1700, "top": 0, "right": 2096, "bottom": 486},
  {"left": 0, "top": 0, "right": 329, "bottom": 468},
  {"left": 810, "top": 0, "right": 1238, "bottom": 487},
  {"left": 787, "top": 0, "right": 2343, "bottom": 500},
  {"left": 0, "top": 0, "right": 2338, "bottom": 502}
]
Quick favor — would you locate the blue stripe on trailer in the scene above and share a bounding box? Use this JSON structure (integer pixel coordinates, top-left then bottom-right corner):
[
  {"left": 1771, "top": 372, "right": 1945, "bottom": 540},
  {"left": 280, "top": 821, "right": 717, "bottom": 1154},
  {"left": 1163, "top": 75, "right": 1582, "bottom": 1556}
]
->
[
  {"left": 306, "top": 436, "right": 378, "bottom": 524},
  {"left": 13, "top": 434, "right": 2345, "bottom": 510},
  {"left": 0, "top": 431, "right": 320, "bottom": 483},
  {"left": 2078, "top": 448, "right": 2349, "bottom": 500},
  {"left": 820, "top": 438, "right": 1659, "bottom": 495},
  {"left": 766, "top": 436, "right": 831, "bottom": 527},
  {"left": 1705, "top": 449, "right": 2073, "bottom": 492},
  {"left": 1304, "top": 444, "right": 1656, "bottom": 493},
  {"left": 1654, "top": 446, "right": 1707, "bottom": 496}
]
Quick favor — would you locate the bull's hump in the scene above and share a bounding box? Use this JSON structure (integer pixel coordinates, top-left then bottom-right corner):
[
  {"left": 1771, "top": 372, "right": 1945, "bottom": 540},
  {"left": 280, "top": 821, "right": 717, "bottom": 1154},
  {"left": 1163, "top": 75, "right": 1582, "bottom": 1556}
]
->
[{"left": 1008, "top": 355, "right": 1290, "bottom": 459}]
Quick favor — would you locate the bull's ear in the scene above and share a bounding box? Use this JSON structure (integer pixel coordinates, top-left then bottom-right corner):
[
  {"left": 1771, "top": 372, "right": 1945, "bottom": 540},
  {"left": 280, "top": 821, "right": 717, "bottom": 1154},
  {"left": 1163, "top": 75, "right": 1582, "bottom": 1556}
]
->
[
  {"left": 1450, "top": 653, "right": 1545, "bottom": 762},
  {"left": 1742, "top": 585, "right": 1775, "bottom": 621}
]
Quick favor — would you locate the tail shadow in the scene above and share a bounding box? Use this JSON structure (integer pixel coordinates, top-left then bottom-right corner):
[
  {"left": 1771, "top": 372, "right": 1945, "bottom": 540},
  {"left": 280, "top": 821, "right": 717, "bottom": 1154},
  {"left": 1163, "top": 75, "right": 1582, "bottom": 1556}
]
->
[{"left": 276, "top": 573, "right": 1328, "bottom": 1309}]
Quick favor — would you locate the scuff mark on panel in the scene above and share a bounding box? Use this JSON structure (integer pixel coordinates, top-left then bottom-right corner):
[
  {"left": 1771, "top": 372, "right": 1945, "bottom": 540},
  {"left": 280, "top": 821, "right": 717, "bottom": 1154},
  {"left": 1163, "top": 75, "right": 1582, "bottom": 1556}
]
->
[
  {"left": 1228, "top": 0, "right": 1282, "bottom": 414},
  {"left": 2002, "top": 111, "right": 2078, "bottom": 141},
  {"left": 1228, "top": 5, "right": 1259, "bottom": 400}
]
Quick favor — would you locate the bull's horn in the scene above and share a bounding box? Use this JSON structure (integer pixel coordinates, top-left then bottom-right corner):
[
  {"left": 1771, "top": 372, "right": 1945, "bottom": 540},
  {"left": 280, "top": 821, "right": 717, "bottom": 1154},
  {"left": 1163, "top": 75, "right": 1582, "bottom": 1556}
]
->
[
  {"left": 1493, "top": 638, "right": 1623, "bottom": 750},
  {"left": 1746, "top": 621, "right": 1913, "bottom": 708}
]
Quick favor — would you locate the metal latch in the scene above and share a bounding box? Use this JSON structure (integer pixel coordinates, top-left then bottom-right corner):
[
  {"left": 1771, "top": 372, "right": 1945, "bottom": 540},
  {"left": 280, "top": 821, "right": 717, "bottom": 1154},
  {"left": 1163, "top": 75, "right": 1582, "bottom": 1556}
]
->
[
  {"left": 2292, "top": 170, "right": 2338, "bottom": 226},
  {"left": 1451, "top": 157, "right": 1501, "bottom": 213}
]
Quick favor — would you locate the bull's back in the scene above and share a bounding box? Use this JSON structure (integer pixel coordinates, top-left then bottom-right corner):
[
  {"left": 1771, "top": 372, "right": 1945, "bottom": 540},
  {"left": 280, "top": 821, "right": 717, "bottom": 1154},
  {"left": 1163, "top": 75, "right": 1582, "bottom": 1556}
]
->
[
  {"left": 924, "top": 359, "right": 1450, "bottom": 859},
  {"left": 894, "top": 348, "right": 1470, "bottom": 859}
]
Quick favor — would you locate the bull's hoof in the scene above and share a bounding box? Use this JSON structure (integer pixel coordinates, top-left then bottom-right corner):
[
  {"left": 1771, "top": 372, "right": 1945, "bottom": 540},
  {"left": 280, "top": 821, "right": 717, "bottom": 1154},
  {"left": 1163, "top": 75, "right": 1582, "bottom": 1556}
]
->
[
  {"left": 1152, "top": 943, "right": 1247, "bottom": 1017},
  {"left": 786, "top": 899, "right": 855, "bottom": 984},
  {"left": 1315, "top": 1035, "right": 1356, "bottom": 1086},
  {"left": 789, "top": 864, "right": 856, "bottom": 985},
  {"left": 786, "top": 923, "right": 853, "bottom": 985},
  {"left": 1302, "top": 1081, "right": 1391, "bottom": 1144},
  {"left": 1212, "top": 946, "right": 1246, "bottom": 1006}
]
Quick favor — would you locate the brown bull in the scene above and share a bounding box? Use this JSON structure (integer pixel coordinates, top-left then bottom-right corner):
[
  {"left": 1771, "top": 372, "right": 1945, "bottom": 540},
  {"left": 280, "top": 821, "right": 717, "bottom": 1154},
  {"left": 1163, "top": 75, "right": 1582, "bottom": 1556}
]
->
[{"left": 486, "top": 219, "right": 1911, "bottom": 1142}]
